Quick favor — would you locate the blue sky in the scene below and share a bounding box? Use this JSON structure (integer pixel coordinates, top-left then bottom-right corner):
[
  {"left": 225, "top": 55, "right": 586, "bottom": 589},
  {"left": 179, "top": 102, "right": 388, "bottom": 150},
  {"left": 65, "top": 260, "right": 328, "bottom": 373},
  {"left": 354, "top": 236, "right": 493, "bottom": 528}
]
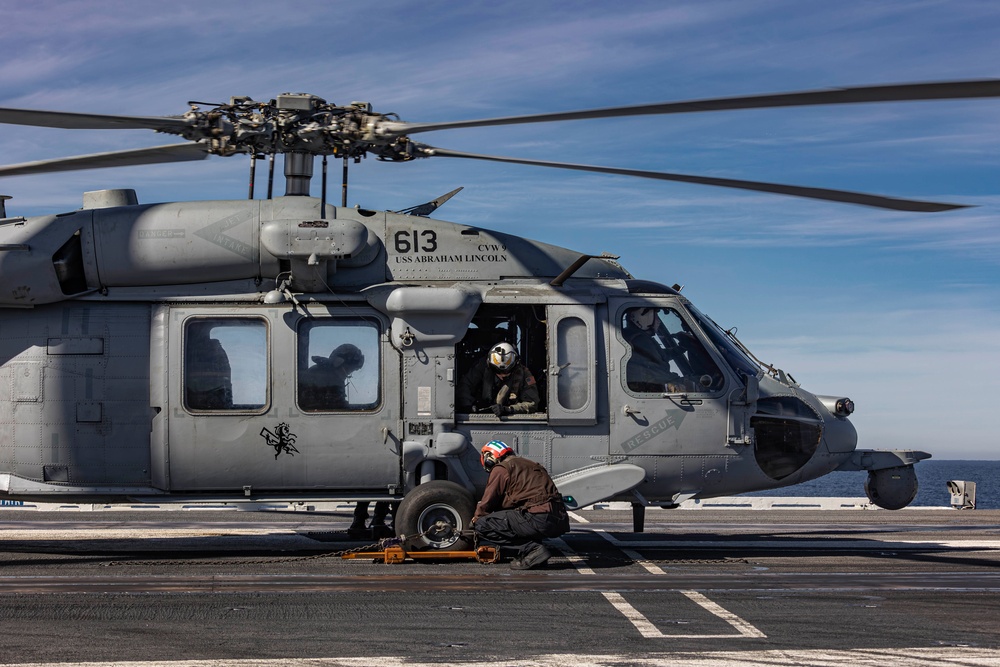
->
[{"left": 2, "top": 0, "right": 998, "bottom": 459}]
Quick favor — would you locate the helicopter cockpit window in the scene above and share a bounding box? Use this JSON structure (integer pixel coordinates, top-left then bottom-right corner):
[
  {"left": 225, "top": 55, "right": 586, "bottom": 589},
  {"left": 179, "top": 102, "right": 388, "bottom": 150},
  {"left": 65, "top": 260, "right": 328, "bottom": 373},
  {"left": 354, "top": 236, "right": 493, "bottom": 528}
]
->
[
  {"left": 685, "top": 305, "right": 762, "bottom": 380},
  {"left": 622, "top": 307, "right": 724, "bottom": 394},
  {"left": 297, "top": 318, "right": 380, "bottom": 412},
  {"left": 184, "top": 318, "right": 268, "bottom": 411}
]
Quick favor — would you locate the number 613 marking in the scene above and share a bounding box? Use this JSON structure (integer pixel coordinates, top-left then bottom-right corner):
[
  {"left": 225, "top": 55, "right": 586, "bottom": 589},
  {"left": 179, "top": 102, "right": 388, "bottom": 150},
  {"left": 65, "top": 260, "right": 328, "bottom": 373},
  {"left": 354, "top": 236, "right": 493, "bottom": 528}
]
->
[{"left": 394, "top": 229, "right": 438, "bottom": 253}]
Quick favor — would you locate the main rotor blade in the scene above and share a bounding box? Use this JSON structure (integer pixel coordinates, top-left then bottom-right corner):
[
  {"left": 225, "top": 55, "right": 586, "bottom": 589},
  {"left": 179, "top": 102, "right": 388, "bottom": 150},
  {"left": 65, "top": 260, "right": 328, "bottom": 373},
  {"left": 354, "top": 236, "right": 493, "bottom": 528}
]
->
[
  {"left": 387, "top": 80, "right": 1000, "bottom": 136},
  {"left": 420, "top": 146, "right": 969, "bottom": 212},
  {"left": 0, "top": 107, "right": 187, "bottom": 131},
  {"left": 0, "top": 143, "right": 211, "bottom": 177}
]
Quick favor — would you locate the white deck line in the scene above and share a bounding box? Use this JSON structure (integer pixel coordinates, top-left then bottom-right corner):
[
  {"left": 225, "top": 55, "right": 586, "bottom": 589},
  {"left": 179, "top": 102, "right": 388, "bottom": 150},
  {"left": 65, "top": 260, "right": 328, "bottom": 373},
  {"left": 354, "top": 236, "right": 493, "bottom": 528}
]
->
[
  {"left": 6, "top": 649, "right": 1000, "bottom": 666},
  {"left": 561, "top": 531, "right": 767, "bottom": 640},
  {"left": 0, "top": 497, "right": 957, "bottom": 512}
]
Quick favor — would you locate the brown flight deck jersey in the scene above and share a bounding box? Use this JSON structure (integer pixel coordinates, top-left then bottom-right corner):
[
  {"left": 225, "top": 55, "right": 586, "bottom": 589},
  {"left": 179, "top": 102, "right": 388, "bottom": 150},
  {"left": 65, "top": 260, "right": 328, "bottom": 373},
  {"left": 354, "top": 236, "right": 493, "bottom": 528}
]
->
[{"left": 474, "top": 456, "right": 563, "bottom": 521}]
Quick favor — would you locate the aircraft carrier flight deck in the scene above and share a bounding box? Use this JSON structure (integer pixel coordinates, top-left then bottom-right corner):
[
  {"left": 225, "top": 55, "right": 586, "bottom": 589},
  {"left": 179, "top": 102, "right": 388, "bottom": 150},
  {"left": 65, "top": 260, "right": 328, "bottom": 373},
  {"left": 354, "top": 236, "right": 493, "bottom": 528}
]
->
[{"left": 1, "top": 504, "right": 998, "bottom": 666}]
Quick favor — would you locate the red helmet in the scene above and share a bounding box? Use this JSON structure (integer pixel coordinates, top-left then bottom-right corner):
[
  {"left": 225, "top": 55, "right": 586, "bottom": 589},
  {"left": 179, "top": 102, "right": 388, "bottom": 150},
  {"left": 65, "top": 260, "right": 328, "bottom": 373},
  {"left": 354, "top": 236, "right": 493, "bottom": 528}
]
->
[{"left": 480, "top": 440, "right": 513, "bottom": 471}]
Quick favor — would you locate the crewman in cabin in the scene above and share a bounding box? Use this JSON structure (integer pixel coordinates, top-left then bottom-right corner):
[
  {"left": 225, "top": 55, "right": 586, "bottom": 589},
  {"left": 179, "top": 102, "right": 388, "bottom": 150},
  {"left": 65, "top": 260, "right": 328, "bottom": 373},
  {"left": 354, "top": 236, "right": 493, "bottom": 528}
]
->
[
  {"left": 472, "top": 440, "right": 569, "bottom": 570},
  {"left": 299, "top": 343, "right": 365, "bottom": 411},
  {"left": 456, "top": 342, "right": 539, "bottom": 416}
]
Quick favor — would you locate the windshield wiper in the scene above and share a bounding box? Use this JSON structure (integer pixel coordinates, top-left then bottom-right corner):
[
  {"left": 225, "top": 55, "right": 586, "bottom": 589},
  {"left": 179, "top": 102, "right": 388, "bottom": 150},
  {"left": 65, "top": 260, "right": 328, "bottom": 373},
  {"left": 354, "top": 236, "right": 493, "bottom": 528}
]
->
[{"left": 723, "top": 326, "right": 797, "bottom": 386}]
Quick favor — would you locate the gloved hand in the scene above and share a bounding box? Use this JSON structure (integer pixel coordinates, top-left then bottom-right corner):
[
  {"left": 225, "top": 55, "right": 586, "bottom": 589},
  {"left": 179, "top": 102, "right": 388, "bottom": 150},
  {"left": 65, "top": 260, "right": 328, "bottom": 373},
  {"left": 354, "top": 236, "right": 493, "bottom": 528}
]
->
[{"left": 489, "top": 403, "right": 512, "bottom": 416}]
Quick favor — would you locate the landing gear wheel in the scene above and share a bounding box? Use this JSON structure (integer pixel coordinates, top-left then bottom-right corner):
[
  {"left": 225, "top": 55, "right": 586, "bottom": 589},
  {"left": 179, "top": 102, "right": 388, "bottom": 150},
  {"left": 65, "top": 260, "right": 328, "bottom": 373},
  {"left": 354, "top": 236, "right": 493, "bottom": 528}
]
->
[
  {"left": 395, "top": 480, "right": 475, "bottom": 551},
  {"left": 864, "top": 466, "right": 918, "bottom": 510}
]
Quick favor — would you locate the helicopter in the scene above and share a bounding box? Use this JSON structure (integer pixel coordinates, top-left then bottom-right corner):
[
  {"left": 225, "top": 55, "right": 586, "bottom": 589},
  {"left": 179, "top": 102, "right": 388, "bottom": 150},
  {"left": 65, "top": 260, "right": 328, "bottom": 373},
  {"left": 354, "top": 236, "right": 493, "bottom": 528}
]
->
[{"left": 0, "top": 80, "right": 997, "bottom": 548}]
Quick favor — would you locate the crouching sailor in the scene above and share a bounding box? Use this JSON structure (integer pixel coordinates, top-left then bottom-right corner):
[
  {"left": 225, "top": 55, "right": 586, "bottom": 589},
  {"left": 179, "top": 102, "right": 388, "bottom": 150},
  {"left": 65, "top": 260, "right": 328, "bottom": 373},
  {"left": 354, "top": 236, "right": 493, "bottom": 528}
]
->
[{"left": 472, "top": 440, "right": 570, "bottom": 570}]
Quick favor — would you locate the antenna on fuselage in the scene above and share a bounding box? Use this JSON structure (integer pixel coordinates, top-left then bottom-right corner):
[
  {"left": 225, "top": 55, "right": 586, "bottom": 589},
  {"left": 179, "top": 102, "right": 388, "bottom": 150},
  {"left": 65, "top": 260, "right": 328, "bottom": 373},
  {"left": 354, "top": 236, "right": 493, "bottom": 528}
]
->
[{"left": 550, "top": 252, "right": 620, "bottom": 287}]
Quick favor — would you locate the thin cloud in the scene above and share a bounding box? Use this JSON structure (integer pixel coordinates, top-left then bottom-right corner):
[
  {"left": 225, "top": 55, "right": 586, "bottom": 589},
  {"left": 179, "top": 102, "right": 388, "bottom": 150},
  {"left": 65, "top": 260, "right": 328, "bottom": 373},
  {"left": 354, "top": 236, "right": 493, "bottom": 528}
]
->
[{"left": 1, "top": 0, "right": 998, "bottom": 460}]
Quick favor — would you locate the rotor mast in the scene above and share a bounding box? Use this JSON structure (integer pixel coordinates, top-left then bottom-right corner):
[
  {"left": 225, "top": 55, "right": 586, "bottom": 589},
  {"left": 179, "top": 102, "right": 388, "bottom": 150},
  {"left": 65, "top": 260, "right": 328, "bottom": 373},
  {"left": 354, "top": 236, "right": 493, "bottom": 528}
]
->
[
  {"left": 283, "top": 152, "right": 313, "bottom": 197},
  {"left": 263, "top": 94, "right": 379, "bottom": 204}
]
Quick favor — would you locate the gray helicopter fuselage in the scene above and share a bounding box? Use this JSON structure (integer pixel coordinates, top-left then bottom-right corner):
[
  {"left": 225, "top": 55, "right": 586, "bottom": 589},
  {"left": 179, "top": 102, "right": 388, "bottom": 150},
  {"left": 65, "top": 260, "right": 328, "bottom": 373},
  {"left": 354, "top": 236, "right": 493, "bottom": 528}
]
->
[{"left": 0, "top": 194, "right": 925, "bottom": 510}]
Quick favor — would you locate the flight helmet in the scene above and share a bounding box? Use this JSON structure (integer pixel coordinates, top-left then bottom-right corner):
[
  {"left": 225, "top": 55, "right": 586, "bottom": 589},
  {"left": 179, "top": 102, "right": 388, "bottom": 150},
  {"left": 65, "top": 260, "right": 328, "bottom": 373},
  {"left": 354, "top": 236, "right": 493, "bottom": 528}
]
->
[
  {"left": 480, "top": 440, "right": 514, "bottom": 471},
  {"left": 488, "top": 342, "right": 518, "bottom": 372},
  {"left": 627, "top": 307, "right": 657, "bottom": 331},
  {"left": 314, "top": 343, "right": 365, "bottom": 372}
]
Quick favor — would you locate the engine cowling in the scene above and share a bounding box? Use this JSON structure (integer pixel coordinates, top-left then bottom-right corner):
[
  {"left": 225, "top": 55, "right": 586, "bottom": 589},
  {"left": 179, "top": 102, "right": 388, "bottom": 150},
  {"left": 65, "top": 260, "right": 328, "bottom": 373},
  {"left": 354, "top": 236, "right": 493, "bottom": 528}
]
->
[{"left": 0, "top": 196, "right": 374, "bottom": 306}]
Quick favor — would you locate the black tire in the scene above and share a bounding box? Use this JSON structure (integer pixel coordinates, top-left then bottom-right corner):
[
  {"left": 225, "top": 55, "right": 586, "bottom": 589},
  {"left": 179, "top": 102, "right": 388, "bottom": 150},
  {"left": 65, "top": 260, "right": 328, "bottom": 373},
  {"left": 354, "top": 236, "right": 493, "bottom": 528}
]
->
[
  {"left": 395, "top": 480, "right": 475, "bottom": 551},
  {"left": 865, "top": 466, "right": 918, "bottom": 510}
]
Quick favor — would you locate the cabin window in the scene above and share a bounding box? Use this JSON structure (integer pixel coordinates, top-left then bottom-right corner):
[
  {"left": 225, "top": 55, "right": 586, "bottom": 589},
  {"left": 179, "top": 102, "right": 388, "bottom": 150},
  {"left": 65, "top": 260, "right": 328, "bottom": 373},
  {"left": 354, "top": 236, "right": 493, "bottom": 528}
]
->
[
  {"left": 297, "top": 318, "right": 381, "bottom": 411},
  {"left": 184, "top": 318, "right": 268, "bottom": 411},
  {"left": 555, "top": 316, "right": 589, "bottom": 410},
  {"left": 622, "top": 307, "right": 724, "bottom": 394}
]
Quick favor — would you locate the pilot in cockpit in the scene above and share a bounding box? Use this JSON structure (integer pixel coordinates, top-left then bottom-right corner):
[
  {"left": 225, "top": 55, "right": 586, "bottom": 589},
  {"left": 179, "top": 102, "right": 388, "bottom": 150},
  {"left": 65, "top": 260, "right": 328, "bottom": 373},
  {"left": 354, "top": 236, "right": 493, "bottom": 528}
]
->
[
  {"left": 625, "top": 307, "right": 724, "bottom": 393},
  {"left": 457, "top": 342, "right": 539, "bottom": 416},
  {"left": 624, "top": 307, "right": 686, "bottom": 393}
]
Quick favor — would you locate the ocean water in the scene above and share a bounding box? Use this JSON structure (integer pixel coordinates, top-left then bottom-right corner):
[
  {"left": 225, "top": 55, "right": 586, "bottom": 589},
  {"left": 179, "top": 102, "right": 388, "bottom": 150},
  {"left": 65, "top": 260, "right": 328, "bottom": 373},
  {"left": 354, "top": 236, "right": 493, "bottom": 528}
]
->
[{"left": 741, "top": 460, "right": 999, "bottom": 510}]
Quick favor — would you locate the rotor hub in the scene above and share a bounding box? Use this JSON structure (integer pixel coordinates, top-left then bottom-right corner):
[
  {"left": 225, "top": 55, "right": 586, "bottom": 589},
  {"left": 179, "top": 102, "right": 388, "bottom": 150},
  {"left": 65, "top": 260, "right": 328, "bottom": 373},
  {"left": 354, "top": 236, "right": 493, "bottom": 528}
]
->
[{"left": 171, "top": 94, "right": 406, "bottom": 160}]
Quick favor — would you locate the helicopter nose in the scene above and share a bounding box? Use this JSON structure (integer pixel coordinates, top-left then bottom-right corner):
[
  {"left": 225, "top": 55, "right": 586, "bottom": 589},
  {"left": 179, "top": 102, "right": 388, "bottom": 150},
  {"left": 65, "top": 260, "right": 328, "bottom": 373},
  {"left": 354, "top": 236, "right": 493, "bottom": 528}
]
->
[
  {"left": 815, "top": 395, "right": 858, "bottom": 454},
  {"left": 823, "top": 412, "right": 858, "bottom": 454}
]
